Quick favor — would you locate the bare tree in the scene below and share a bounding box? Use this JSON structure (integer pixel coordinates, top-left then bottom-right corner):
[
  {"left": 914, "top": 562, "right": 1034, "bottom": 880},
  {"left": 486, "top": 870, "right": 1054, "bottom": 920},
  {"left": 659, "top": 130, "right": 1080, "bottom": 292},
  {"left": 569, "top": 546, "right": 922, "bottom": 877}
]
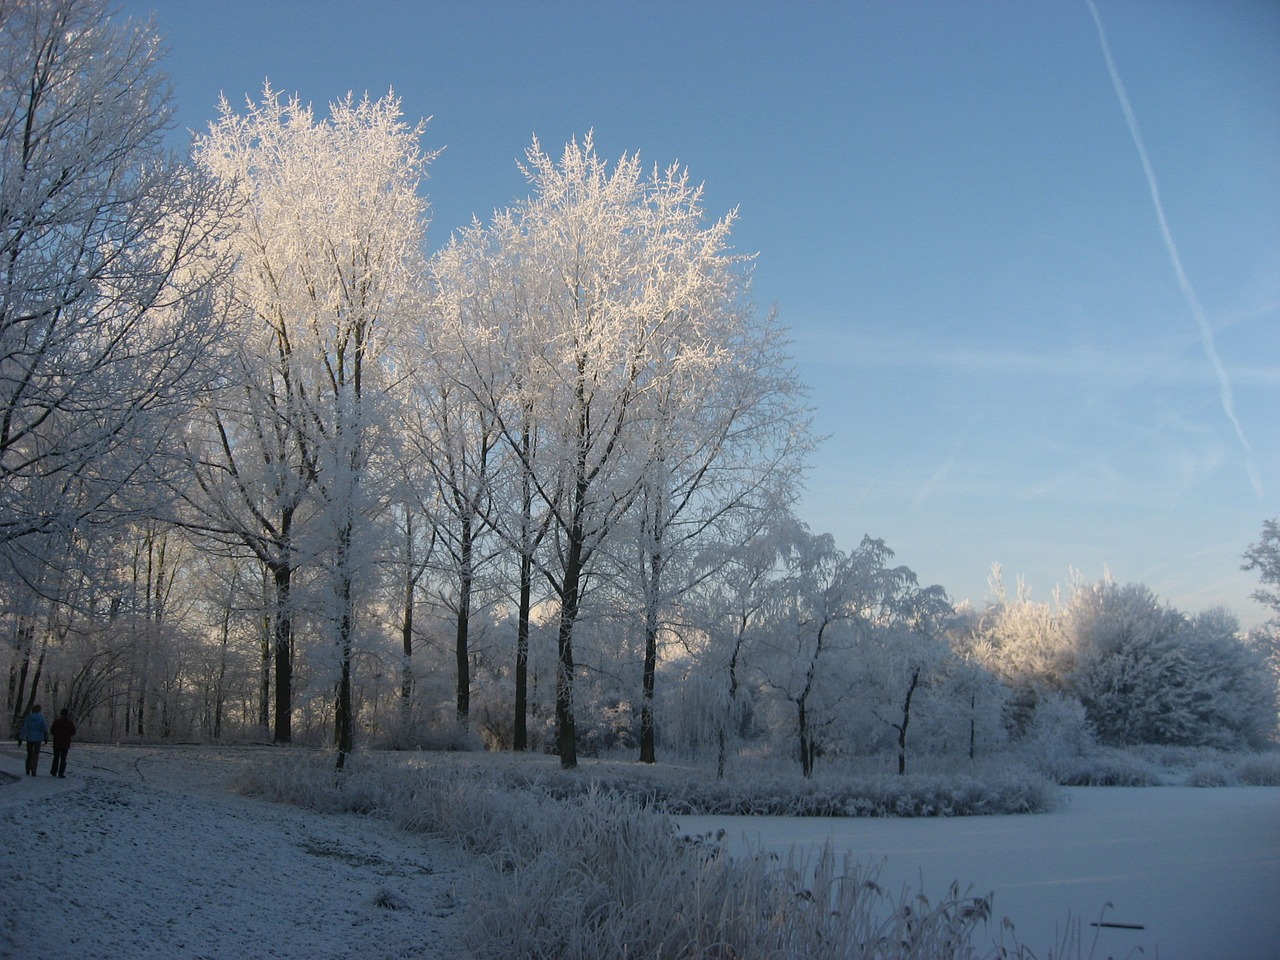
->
[
  {"left": 439, "top": 134, "right": 810, "bottom": 768},
  {"left": 0, "top": 0, "right": 233, "bottom": 588},
  {"left": 193, "top": 86, "right": 433, "bottom": 765},
  {"left": 626, "top": 295, "right": 810, "bottom": 764},
  {"left": 759, "top": 527, "right": 929, "bottom": 778},
  {"left": 429, "top": 221, "right": 557, "bottom": 750}
]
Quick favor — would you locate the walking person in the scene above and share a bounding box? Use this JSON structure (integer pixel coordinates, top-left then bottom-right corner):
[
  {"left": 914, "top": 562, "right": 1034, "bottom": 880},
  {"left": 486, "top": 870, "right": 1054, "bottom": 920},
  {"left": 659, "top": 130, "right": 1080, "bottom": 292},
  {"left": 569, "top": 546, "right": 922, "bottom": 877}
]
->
[
  {"left": 18, "top": 704, "right": 49, "bottom": 776},
  {"left": 50, "top": 708, "right": 76, "bottom": 778}
]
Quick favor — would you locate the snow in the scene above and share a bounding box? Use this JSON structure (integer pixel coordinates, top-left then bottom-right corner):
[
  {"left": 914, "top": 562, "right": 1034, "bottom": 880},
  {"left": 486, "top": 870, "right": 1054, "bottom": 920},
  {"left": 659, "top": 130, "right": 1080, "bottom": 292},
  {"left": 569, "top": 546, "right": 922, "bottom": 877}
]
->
[
  {"left": 0, "top": 743, "right": 467, "bottom": 959},
  {"left": 678, "top": 786, "right": 1280, "bottom": 959},
  {"left": 3, "top": 742, "right": 1277, "bottom": 959}
]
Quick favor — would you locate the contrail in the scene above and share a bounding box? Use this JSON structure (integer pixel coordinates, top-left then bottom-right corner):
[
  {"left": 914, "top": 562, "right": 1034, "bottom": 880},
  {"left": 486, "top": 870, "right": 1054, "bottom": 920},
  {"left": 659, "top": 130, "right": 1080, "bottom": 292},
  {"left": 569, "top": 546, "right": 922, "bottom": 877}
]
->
[{"left": 1085, "top": 0, "right": 1263, "bottom": 498}]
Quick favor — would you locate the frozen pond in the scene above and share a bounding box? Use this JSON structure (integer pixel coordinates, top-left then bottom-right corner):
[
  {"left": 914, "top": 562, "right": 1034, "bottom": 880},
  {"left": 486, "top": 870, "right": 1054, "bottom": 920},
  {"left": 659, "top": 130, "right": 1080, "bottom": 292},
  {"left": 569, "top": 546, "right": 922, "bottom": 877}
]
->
[{"left": 678, "top": 786, "right": 1280, "bottom": 959}]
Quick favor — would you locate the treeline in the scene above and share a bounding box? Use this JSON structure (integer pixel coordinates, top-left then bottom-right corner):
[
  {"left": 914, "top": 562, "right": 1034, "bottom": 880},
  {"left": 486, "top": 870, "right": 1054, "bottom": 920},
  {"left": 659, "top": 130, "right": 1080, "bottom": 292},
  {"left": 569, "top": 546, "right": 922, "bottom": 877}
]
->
[{"left": 3, "top": 1, "right": 1276, "bottom": 773}]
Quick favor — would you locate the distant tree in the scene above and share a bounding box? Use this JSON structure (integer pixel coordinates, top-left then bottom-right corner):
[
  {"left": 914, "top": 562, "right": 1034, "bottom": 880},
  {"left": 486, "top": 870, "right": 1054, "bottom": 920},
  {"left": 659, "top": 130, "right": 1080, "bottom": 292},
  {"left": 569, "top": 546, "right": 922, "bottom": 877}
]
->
[
  {"left": 1244, "top": 519, "right": 1280, "bottom": 625},
  {"left": 1242, "top": 519, "right": 1280, "bottom": 688},
  {"left": 623, "top": 292, "right": 809, "bottom": 765},
  {"left": 428, "top": 220, "right": 556, "bottom": 750},
  {"left": 693, "top": 516, "right": 788, "bottom": 778},
  {"left": 405, "top": 268, "right": 507, "bottom": 733},
  {"left": 757, "top": 527, "right": 929, "bottom": 778},
  {"left": 868, "top": 584, "right": 952, "bottom": 775},
  {"left": 1066, "top": 580, "right": 1275, "bottom": 748},
  {"left": 969, "top": 568, "right": 1074, "bottom": 732}
]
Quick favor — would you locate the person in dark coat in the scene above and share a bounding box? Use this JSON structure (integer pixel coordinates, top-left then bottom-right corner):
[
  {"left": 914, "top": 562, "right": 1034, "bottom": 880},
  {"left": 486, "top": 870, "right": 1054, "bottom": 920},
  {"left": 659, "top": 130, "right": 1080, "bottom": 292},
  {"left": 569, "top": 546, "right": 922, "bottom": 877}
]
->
[
  {"left": 50, "top": 708, "right": 76, "bottom": 778},
  {"left": 18, "top": 705, "right": 49, "bottom": 776}
]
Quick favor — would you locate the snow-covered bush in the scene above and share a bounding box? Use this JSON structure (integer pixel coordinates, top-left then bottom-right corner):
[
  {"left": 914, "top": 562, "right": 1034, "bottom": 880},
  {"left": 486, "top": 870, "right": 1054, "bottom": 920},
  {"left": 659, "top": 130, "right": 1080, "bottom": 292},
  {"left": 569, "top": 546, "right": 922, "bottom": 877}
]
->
[
  {"left": 1234, "top": 752, "right": 1280, "bottom": 786},
  {"left": 1067, "top": 583, "right": 1276, "bottom": 749},
  {"left": 1185, "top": 761, "right": 1232, "bottom": 787},
  {"left": 234, "top": 748, "right": 415, "bottom": 814},
  {"left": 1049, "top": 748, "right": 1162, "bottom": 787},
  {"left": 1186, "top": 751, "right": 1280, "bottom": 787},
  {"left": 1016, "top": 692, "right": 1094, "bottom": 781}
]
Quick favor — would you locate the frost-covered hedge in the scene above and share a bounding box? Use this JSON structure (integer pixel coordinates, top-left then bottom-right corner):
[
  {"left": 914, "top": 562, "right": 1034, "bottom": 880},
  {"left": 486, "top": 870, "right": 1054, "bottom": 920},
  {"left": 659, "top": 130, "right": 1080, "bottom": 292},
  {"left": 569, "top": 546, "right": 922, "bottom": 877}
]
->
[
  {"left": 500, "top": 767, "right": 1058, "bottom": 818},
  {"left": 237, "top": 749, "right": 1059, "bottom": 818}
]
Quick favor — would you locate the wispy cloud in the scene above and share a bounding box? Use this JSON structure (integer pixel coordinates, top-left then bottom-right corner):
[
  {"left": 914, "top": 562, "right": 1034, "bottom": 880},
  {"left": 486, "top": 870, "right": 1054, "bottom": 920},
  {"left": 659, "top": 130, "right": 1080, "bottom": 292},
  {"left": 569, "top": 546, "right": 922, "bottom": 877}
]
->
[
  {"left": 794, "top": 331, "right": 1280, "bottom": 389},
  {"left": 913, "top": 416, "right": 980, "bottom": 509},
  {"left": 1085, "top": 0, "right": 1263, "bottom": 498}
]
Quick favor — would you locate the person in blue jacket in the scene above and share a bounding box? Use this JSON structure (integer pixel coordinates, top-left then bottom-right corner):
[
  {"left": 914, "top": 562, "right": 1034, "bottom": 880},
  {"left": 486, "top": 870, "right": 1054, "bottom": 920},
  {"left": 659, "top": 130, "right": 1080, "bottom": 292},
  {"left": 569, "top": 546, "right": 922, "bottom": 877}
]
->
[{"left": 18, "top": 704, "right": 49, "bottom": 776}]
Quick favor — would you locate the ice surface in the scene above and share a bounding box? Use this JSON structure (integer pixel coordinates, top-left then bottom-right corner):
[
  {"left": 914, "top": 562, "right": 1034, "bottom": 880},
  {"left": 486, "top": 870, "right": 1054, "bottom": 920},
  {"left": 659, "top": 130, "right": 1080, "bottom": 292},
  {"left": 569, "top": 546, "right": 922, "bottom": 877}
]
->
[{"left": 678, "top": 786, "right": 1280, "bottom": 959}]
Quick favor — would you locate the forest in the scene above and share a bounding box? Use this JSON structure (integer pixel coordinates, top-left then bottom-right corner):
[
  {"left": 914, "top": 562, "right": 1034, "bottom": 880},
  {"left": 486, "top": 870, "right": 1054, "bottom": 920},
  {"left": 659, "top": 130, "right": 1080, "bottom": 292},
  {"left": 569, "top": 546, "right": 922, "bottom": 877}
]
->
[{"left": 4, "top": 0, "right": 1278, "bottom": 777}]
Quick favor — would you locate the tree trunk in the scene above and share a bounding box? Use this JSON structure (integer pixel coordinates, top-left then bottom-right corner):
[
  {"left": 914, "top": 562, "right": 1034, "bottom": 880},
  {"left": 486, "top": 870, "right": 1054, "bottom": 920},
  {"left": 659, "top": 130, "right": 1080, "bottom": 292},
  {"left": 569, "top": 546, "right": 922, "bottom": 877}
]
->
[
  {"left": 334, "top": 527, "right": 355, "bottom": 771},
  {"left": 716, "top": 625, "right": 744, "bottom": 780},
  {"left": 969, "top": 690, "right": 976, "bottom": 761},
  {"left": 272, "top": 560, "right": 293, "bottom": 743},
  {"left": 454, "top": 516, "right": 473, "bottom": 728},
  {"left": 897, "top": 667, "right": 921, "bottom": 776},
  {"left": 555, "top": 535, "right": 584, "bottom": 769},
  {"left": 400, "top": 558, "right": 415, "bottom": 741},
  {"left": 798, "top": 697, "right": 814, "bottom": 778},
  {"left": 639, "top": 533, "right": 663, "bottom": 764},
  {"left": 514, "top": 547, "right": 533, "bottom": 751},
  {"left": 8, "top": 616, "right": 35, "bottom": 735},
  {"left": 214, "top": 602, "right": 231, "bottom": 739},
  {"left": 259, "top": 616, "right": 271, "bottom": 731}
]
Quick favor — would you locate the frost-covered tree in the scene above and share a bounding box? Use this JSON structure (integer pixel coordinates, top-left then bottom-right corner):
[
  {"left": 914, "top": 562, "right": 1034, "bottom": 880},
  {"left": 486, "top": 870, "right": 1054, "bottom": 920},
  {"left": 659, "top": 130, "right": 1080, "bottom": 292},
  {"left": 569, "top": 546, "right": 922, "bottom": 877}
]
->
[
  {"left": 974, "top": 576, "right": 1279, "bottom": 749},
  {"left": 865, "top": 583, "right": 953, "bottom": 775},
  {"left": 1068, "top": 582, "right": 1210, "bottom": 746},
  {"left": 426, "top": 214, "right": 558, "bottom": 749},
  {"left": 1243, "top": 518, "right": 1280, "bottom": 625},
  {"left": 1243, "top": 519, "right": 1280, "bottom": 685},
  {"left": 687, "top": 514, "right": 790, "bottom": 777},
  {"left": 193, "top": 86, "right": 433, "bottom": 763},
  {"left": 1, "top": 0, "right": 233, "bottom": 585},
  {"left": 623, "top": 289, "right": 809, "bottom": 765},
  {"left": 755, "top": 527, "right": 927, "bottom": 777},
  {"left": 966, "top": 569, "right": 1076, "bottom": 734},
  {"left": 437, "top": 134, "right": 806, "bottom": 768},
  {"left": 412, "top": 245, "right": 517, "bottom": 727},
  {"left": 970, "top": 572, "right": 1275, "bottom": 749}
]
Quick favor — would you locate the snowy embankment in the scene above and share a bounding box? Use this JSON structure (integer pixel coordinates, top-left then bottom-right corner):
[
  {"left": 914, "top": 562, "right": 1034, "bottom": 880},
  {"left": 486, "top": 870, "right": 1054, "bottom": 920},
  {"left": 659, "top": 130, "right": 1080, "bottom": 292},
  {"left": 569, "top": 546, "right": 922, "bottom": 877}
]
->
[
  {"left": 2, "top": 743, "right": 1278, "bottom": 959},
  {"left": 0, "top": 743, "right": 467, "bottom": 959}
]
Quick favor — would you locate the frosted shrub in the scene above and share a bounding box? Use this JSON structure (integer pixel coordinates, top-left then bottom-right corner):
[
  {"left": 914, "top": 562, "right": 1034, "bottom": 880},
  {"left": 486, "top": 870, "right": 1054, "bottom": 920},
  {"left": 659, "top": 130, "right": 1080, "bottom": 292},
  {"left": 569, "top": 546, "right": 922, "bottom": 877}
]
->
[
  {"left": 1185, "top": 761, "right": 1232, "bottom": 787},
  {"left": 1051, "top": 747, "right": 1162, "bottom": 787},
  {"left": 234, "top": 748, "right": 413, "bottom": 814},
  {"left": 475, "top": 764, "right": 1057, "bottom": 818},
  {"left": 1186, "top": 751, "right": 1280, "bottom": 787},
  {"left": 1017, "top": 693, "right": 1095, "bottom": 782},
  {"left": 1233, "top": 752, "right": 1280, "bottom": 786}
]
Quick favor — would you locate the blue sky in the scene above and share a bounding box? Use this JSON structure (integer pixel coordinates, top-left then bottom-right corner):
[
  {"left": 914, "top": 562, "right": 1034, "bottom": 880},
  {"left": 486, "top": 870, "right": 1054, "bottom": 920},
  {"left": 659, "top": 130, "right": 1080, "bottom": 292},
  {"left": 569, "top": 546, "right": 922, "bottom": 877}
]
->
[{"left": 117, "top": 0, "right": 1280, "bottom": 628}]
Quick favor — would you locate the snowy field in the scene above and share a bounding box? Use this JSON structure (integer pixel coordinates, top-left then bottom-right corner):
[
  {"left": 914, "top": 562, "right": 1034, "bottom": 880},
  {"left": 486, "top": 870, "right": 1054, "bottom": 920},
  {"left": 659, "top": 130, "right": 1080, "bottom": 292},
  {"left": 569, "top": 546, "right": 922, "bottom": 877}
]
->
[
  {"left": 0, "top": 743, "right": 469, "bottom": 959},
  {"left": 2, "top": 743, "right": 1277, "bottom": 959}
]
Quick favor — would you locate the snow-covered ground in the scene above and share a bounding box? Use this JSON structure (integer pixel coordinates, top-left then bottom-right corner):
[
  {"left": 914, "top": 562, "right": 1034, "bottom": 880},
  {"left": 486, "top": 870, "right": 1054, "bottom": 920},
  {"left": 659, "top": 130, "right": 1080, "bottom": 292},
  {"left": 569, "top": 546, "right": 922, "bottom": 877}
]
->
[
  {"left": 0, "top": 743, "right": 468, "bottom": 959},
  {"left": 678, "top": 786, "right": 1280, "bottom": 959},
  {"left": 3, "top": 743, "right": 1277, "bottom": 959}
]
